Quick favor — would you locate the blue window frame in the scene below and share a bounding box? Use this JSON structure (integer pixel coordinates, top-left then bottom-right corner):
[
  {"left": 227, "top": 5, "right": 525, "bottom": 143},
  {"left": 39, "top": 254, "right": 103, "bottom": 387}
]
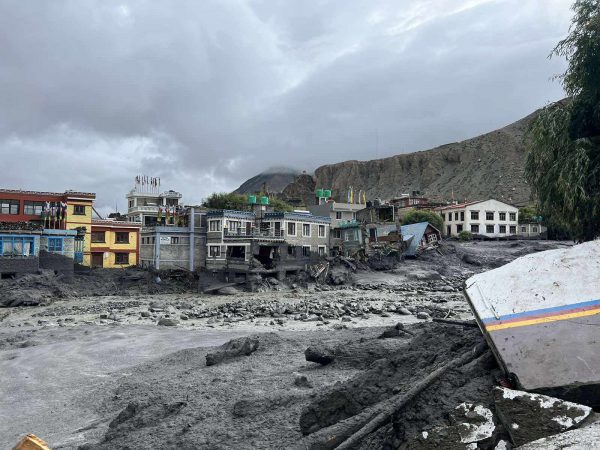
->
[
  {"left": 0, "top": 235, "right": 35, "bottom": 257},
  {"left": 47, "top": 237, "right": 63, "bottom": 253}
]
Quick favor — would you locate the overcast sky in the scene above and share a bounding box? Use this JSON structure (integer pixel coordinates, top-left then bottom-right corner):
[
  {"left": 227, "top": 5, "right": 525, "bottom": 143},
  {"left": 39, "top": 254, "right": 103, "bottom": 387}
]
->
[{"left": 0, "top": 0, "right": 572, "bottom": 215}]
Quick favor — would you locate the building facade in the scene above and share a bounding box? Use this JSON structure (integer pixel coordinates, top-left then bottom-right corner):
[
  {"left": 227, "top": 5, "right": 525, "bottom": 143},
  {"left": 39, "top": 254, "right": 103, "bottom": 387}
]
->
[
  {"left": 126, "top": 182, "right": 183, "bottom": 226},
  {"left": 518, "top": 222, "right": 548, "bottom": 239},
  {"left": 90, "top": 219, "right": 141, "bottom": 268},
  {"left": 308, "top": 201, "right": 364, "bottom": 254},
  {"left": 0, "top": 189, "right": 96, "bottom": 265},
  {"left": 435, "top": 199, "right": 519, "bottom": 238}
]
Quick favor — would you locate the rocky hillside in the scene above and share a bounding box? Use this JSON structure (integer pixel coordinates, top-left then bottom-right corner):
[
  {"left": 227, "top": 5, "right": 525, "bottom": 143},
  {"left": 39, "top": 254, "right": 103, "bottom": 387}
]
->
[
  {"left": 282, "top": 108, "right": 541, "bottom": 206},
  {"left": 234, "top": 167, "right": 300, "bottom": 195}
]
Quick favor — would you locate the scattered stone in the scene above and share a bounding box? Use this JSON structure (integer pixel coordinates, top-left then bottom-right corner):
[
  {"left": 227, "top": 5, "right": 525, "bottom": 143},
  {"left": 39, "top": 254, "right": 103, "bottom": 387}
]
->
[
  {"left": 494, "top": 387, "right": 593, "bottom": 447},
  {"left": 305, "top": 345, "right": 335, "bottom": 365},
  {"left": 218, "top": 286, "right": 238, "bottom": 295},
  {"left": 180, "top": 315, "right": 189, "bottom": 320},
  {"left": 157, "top": 318, "right": 179, "bottom": 327},
  {"left": 294, "top": 373, "right": 313, "bottom": 389},
  {"left": 416, "top": 312, "right": 431, "bottom": 320},
  {"left": 205, "top": 336, "right": 260, "bottom": 366},
  {"left": 140, "top": 311, "right": 150, "bottom": 318}
]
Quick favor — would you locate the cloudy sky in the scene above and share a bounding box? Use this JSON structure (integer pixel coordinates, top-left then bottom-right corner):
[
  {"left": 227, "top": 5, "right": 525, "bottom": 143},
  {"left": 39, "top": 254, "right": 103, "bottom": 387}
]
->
[{"left": 0, "top": 0, "right": 572, "bottom": 214}]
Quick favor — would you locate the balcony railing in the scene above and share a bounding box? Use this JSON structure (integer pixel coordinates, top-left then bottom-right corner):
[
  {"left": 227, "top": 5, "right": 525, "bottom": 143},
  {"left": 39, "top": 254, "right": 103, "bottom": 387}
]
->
[{"left": 223, "top": 229, "right": 284, "bottom": 239}]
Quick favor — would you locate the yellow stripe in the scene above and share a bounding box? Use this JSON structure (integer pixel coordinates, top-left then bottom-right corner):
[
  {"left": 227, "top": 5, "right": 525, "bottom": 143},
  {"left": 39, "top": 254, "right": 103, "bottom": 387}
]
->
[{"left": 486, "top": 308, "right": 600, "bottom": 331}]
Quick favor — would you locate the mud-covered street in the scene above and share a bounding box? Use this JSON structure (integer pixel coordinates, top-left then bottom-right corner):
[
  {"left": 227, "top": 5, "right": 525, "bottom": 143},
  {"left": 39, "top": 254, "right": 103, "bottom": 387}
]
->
[{"left": 0, "top": 241, "right": 586, "bottom": 449}]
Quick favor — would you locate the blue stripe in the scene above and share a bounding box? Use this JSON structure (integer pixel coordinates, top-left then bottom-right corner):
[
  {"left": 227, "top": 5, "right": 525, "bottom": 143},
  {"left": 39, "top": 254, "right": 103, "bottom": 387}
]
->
[{"left": 481, "top": 298, "right": 600, "bottom": 324}]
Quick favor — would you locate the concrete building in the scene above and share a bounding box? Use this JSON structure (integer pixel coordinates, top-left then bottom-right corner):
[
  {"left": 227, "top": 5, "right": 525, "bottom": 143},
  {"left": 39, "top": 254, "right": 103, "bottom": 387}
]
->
[
  {"left": 139, "top": 207, "right": 207, "bottom": 271},
  {"left": 205, "top": 209, "right": 330, "bottom": 280},
  {"left": 308, "top": 201, "right": 364, "bottom": 254},
  {"left": 518, "top": 222, "right": 548, "bottom": 239},
  {"left": 364, "top": 222, "right": 442, "bottom": 257},
  {"left": 90, "top": 219, "right": 141, "bottom": 268},
  {"left": 435, "top": 199, "right": 519, "bottom": 238},
  {"left": 0, "top": 189, "right": 96, "bottom": 265},
  {"left": 126, "top": 177, "right": 183, "bottom": 226}
]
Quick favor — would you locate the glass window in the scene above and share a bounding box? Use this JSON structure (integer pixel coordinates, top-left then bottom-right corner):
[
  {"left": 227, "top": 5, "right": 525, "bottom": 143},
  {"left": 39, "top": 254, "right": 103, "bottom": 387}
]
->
[
  {"left": 115, "top": 232, "right": 129, "bottom": 243},
  {"left": 209, "top": 220, "right": 221, "bottom": 231},
  {"left": 287, "top": 246, "right": 296, "bottom": 257},
  {"left": 509, "top": 212, "right": 517, "bottom": 221},
  {"left": 302, "top": 246, "right": 311, "bottom": 257},
  {"left": 318, "top": 225, "right": 326, "bottom": 237},
  {"left": 287, "top": 222, "right": 296, "bottom": 236},
  {"left": 209, "top": 245, "right": 221, "bottom": 257},
  {"left": 460, "top": 211, "right": 464, "bottom": 221},
  {"left": 454, "top": 212, "right": 459, "bottom": 220},
  {"left": 91, "top": 232, "right": 105, "bottom": 243},
  {"left": 302, "top": 223, "right": 310, "bottom": 237},
  {"left": 499, "top": 212, "right": 506, "bottom": 221},
  {"left": 521, "top": 226, "right": 526, "bottom": 232},
  {"left": 470, "top": 224, "right": 479, "bottom": 233},
  {"left": 448, "top": 213, "right": 452, "bottom": 221},
  {"left": 47, "top": 237, "right": 63, "bottom": 253},
  {"left": 115, "top": 253, "right": 129, "bottom": 264},
  {"left": 470, "top": 211, "right": 479, "bottom": 220},
  {"left": 318, "top": 246, "right": 325, "bottom": 256},
  {"left": 486, "top": 212, "right": 494, "bottom": 221},
  {"left": 486, "top": 225, "right": 494, "bottom": 233},
  {"left": 335, "top": 211, "right": 342, "bottom": 219},
  {"left": 24, "top": 201, "right": 44, "bottom": 215},
  {"left": 73, "top": 205, "right": 86, "bottom": 215},
  {"left": 0, "top": 199, "right": 20, "bottom": 215},
  {"left": 532, "top": 226, "right": 538, "bottom": 232},
  {"left": 171, "top": 236, "right": 179, "bottom": 244},
  {"left": 499, "top": 225, "right": 506, "bottom": 233},
  {"left": 510, "top": 226, "right": 516, "bottom": 234}
]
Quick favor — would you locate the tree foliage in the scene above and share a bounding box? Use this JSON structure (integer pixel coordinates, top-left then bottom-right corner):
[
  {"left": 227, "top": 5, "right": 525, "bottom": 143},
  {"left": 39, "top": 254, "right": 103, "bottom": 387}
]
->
[
  {"left": 401, "top": 209, "right": 444, "bottom": 231},
  {"left": 525, "top": 0, "right": 600, "bottom": 240},
  {"left": 202, "top": 192, "right": 293, "bottom": 212}
]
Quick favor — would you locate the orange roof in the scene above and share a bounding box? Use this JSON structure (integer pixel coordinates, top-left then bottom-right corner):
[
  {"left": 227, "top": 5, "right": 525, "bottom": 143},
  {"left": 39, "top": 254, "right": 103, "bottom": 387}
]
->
[{"left": 434, "top": 201, "right": 481, "bottom": 211}]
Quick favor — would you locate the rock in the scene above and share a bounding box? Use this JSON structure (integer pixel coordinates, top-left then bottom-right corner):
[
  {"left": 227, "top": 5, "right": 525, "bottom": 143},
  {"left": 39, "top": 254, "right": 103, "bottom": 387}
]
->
[
  {"left": 157, "top": 318, "right": 179, "bottom": 327},
  {"left": 305, "top": 345, "right": 335, "bottom": 365},
  {"left": 266, "top": 277, "right": 279, "bottom": 285},
  {"left": 461, "top": 254, "right": 482, "bottom": 266},
  {"left": 494, "top": 387, "right": 593, "bottom": 447},
  {"left": 517, "top": 420, "right": 600, "bottom": 449},
  {"left": 294, "top": 373, "right": 313, "bottom": 388},
  {"left": 140, "top": 311, "right": 150, "bottom": 318},
  {"left": 218, "top": 286, "right": 238, "bottom": 295},
  {"left": 416, "top": 312, "right": 431, "bottom": 320},
  {"left": 180, "top": 314, "right": 189, "bottom": 320},
  {"left": 205, "top": 336, "right": 260, "bottom": 366},
  {"left": 398, "top": 307, "right": 412, "bottom": 315}
]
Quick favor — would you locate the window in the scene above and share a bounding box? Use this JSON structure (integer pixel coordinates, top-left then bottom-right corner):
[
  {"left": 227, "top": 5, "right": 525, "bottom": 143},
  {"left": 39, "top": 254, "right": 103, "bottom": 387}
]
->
[
  {"left": 335, "top": 211, "right": 342, "bottom": 220},
  {"left": 486, "top": 212, "right": 494, "bottom": 221},
  {"left": 486, "top": 225, "right": 494, "bottom": 233},
  {"left": 471, "top": 224, "right": 479, "bottom": 233},
  {"left": 287, "top": 222, "right": 296, "bottom": 236},
  {"left": 532, "top": 226, "right": 538, "bottom": 233},
  {"left": 302, "top": 246, "right": 311, "bottom": 257},
  {"left": 510, "top": 226, "right": 516, "bottom": 234},
  {"left": 129, "top": 200, "right": 134, "bottom": 208},
  {"left": 209, "top": 220, "right": 221, "bottom": 231},
  {"left": 509, "top": 212, "right": 517, "bottom": 221},
  {"left": 352, "top": 212, "right": 356, "bottom": 220},
  {"left": 73, "top": 205, "right": 86, "bottom": 215},
  {"left": 115, "top": 232, "right": 129, "bottom": 244},
  {"left": 333, "top": 229, "right": 342, "bottom": 239},
  {"left": 318, "top": 225, "right": 326, "bottom": 238},
  {"left": 427, "top": 233, "right": 438, "bottom": 243},
  {"left": 448, "top": 213, "right": 452, "bottom": 221},
  {"left": 0, "top": 199, "right": 19, "bottom": 215},
  {"left": 302, "top": 223, "right": 311, "bottom": 237},
  {"left": 499, "top": 225, "right": 506, "bottom": 234},
  {"left": 91, "top": 232, "right": 105, "bottom": 243},
  {"left": 115, "top": 253, "right": 129, "bottom": 265},
  {"left": 318, "top": 246, "right": 326, "bottom": 257},
  {"left": 457, "top": 224, "right": 463, "bottom": 233},
  {"left": 460, "top": 211, "right": 464, "bottom": 221},
  {"left": 499, "top": 212, "right": 506, "bottom": 221},
  {"left": 47, "top": 237, "right": 63, "bottom": 253},
  {"left": 171, "top": 237, "right": 180, "bottom": 244},
  {"left": 288, "top": 246, "right": 297, "bottom": 257},
  {"left": 471, "top": 211, "right": 479, "bottom": 220},
  {"left": 454, "top": 212, "right": 459, "bottom": 221},
  {"left": 521, "top": 226, "right": 526, "bottom": 233},
  {"left": 24, "top": 201, "right": 44, "bottom": 215},
  {"left": 0, "top": 236, "right": 35, "bottom": 257},
  {"left": 209, "top": 245, "right": 221, "bottom": 257}
]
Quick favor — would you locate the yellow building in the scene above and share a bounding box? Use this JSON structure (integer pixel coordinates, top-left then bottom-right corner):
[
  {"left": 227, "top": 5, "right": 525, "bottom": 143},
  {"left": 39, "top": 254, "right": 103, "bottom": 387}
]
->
[
  {"left": 63, "top": 192, "right": 96, "bottom": 266},
  {"left": 90, "top": 219, "right": 141, "bottom": 268}
]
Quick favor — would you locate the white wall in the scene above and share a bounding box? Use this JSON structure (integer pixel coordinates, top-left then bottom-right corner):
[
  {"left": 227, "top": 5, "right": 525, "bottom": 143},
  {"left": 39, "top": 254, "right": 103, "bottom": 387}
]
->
[{"left": 441, "top": 199, "right": 519, "bottom": 237}]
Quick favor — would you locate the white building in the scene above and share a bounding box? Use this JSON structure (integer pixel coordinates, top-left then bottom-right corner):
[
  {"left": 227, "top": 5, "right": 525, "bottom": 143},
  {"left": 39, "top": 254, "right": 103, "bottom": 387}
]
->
[
  {"left": 126, "top": 182, "right": 182, "bottom": 227},
  {"left": 518, "top": 222, "right": 547, "bottom": 238},
  {"left": 308, "top": 201, "right": 365, "bottom": 253},
  {"left": 435, "top": 199, "right": 519, "bottom": 237}
]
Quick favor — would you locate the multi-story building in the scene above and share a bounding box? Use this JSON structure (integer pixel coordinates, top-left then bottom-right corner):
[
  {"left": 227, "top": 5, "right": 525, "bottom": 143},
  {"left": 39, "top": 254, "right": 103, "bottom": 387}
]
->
[
  {"left": 205, "top": 209, "right": 330, "bottom": 280},
  {"left": 126, "top": 177, "right": 183, "bottom": 226},
  {"left": 90, "top": 219, "right": 141, "bottom": 268},
  {"left": 518, "top": 222, "right": 547, "bottom": 239},
  {"left": 0, "top": 189, "right": 96, "bottom": 264},
  {"left": 139, "top": 207, "right": 207, "bottom": 271},
  {"left": 308, "top": 201, "right": 364, "bottom": 254},
  {"left": 435, "top": 199, "right": 519, "bottom": 238}
]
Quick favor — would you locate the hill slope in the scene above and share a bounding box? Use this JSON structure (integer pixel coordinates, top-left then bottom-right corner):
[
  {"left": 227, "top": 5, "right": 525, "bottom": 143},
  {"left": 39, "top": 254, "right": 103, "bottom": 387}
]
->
[
  {"left": 283, "top": 108, "right": 540, "bottom": 206},
  {"left": 234, "top": 168, "right": 300, "bottom": 195}
]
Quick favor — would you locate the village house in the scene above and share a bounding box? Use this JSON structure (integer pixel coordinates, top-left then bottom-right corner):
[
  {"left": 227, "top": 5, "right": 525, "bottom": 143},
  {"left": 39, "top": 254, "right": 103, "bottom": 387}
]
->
[
  {"left": 435, "top": 199, "right": 519, "bottom": 238},
  {"left": 518, "top": 221, "right": 547, "bottom": 239},
  {"left": 126, "top": 176, "right": 183, "bottom": 226},
  {"left": 90, "top": 219, "right": 141, "bottom": 268}
]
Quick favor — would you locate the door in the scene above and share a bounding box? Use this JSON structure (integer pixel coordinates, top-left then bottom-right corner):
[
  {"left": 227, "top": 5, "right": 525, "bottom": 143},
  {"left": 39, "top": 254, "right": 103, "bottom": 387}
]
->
[
  {"left": 274, "top": 222, "right": 281, "bottom": 237},
  {"left": 92, "top": 253, "right": 104, "bottom": 268}
]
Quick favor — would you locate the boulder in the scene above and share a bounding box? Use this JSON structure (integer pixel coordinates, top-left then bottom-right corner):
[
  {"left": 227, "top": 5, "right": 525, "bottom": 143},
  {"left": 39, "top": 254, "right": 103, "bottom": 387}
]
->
[
  {"left": 218, "top": 286, "right": 239, "bottom": 295},
  {"left": 494, "top": 387, "right": 592, "bottom": 446},
  {"left": 205, "top": 336, "right": 260, "bottom": 366},
  {"left": 294, "top": 373, "right": 313, "bottom": 389},
  {"left": 157, "top": 318, "right": 179, "bottom": 327},
  {"left": 305, "top": 345, "right": 335, "bottom": 365}
]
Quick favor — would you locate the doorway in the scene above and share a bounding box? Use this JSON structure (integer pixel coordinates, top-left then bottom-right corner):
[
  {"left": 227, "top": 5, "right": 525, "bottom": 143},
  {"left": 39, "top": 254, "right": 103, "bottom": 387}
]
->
[{"left": 92, "top": 253, "right": 104, "bottom": 268}]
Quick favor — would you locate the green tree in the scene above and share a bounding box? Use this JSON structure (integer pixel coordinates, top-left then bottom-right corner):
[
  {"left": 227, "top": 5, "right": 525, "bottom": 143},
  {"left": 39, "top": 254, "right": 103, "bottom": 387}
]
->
[
  {"left": 518, "top": 205, "right": 538, "bottom": 223},
  {"left": 525, "top": 0, "right": 600, "bottom": 241},
  {"left": 401, "top": 209, "right": 444, "bottom": 231},
  {"left": 202, "top": 192, "right": 294, "bottom": 212}
]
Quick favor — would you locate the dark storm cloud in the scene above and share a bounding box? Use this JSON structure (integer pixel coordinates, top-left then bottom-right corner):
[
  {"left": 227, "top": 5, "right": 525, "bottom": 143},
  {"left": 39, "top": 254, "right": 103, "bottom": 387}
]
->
[{"left": 0, "top": 0, "right": 571, "bottom": 213}]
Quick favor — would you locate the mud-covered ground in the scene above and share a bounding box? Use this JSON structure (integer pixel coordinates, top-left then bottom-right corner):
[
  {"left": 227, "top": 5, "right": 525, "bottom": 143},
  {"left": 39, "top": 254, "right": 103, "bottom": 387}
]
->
[{"left": 0, "top": 241, "right": 573, "bottom": 449}]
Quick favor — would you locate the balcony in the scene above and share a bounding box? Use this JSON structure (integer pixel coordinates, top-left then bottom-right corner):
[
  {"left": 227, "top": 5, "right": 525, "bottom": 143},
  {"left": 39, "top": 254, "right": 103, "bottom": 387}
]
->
[
  {"left": 223, "top": 229, "right": 284, "bottom": 241},
  {"left": 127, "top": 205, "right": 159, "bottom": 215}
]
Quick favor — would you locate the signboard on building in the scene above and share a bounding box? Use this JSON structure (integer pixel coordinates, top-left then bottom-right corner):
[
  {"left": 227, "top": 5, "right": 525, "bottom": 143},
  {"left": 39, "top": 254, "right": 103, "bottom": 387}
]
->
[{"left": 159, "top": 236, "right": 171, "bottom": 245}]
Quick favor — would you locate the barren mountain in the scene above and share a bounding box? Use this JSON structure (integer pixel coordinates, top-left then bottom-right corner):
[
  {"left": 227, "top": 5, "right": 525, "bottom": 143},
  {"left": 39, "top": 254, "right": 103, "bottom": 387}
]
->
[
  {"left": 234, "top": 167, "right": 300, "bottom": 195},
  {"left": 278, "top": 108, "right": 542, "bottom": 206}
]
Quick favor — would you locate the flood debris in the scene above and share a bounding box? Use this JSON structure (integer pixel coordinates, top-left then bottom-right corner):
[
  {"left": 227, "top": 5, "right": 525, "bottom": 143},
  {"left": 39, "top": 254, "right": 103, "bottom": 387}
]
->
[
  {"left": 465, "top": 241, "right": 600, "bottom": 407},
  {"left": 305, "top": 345, "right": 336, "bottom": 365}
]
